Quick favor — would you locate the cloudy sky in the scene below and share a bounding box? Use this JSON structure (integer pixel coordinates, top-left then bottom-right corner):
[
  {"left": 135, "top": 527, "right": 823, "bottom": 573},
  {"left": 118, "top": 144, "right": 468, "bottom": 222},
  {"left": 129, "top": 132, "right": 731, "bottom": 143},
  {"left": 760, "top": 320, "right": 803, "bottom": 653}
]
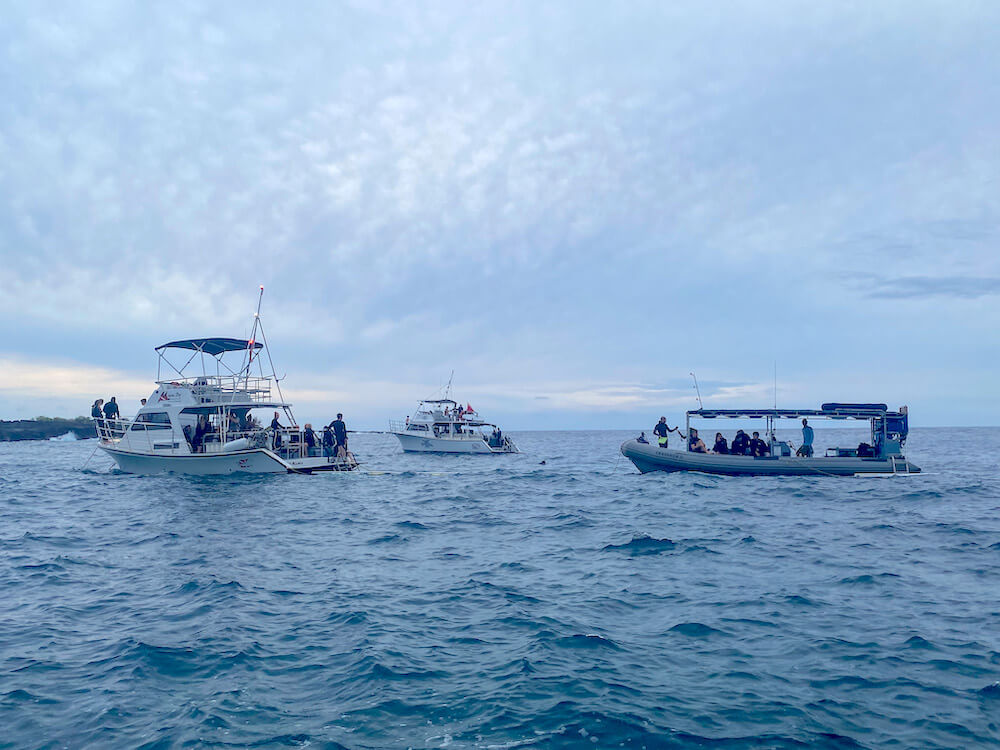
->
[{"left": 1, "top": 1, "right": 997, "bottom": 429}]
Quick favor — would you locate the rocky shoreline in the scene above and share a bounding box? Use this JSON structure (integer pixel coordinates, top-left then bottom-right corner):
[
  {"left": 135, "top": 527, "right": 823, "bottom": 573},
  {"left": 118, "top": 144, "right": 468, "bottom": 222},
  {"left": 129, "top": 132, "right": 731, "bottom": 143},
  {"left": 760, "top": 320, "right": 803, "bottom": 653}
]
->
[{"left": 0, "top": 417, "right": 97, "bottom": 441}]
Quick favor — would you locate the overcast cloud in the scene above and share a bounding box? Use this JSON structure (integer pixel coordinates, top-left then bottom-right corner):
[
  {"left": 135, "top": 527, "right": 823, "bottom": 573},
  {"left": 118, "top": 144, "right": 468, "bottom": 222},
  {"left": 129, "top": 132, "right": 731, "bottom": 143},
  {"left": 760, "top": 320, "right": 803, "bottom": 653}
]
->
[{"left": 1, "top": 1, "right": 998, "bottom": 428}]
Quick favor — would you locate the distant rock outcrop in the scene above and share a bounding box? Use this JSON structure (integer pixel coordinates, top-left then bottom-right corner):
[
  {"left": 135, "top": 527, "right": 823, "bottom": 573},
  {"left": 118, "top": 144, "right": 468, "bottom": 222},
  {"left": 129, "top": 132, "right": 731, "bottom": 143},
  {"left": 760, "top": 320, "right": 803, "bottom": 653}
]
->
[{"left": 0, "top": 417, "right": 97, "bottom": 442}]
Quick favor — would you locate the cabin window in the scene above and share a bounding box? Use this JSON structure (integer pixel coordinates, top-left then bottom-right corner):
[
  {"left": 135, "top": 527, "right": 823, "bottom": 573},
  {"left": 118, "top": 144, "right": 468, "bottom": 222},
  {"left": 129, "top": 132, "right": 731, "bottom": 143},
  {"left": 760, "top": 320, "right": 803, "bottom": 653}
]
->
[
  {"left": 136, "top": 412, "right": 172, "bottom": 424},
  {"left": 131, "top": 412, "right": 172, "bottom": 431}
]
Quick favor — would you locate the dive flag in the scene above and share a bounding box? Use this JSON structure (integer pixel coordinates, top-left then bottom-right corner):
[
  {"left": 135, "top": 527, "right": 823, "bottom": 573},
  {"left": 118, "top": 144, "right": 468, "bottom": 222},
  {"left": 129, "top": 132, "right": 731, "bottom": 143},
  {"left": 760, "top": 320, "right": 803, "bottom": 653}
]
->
[{"left": 466, "top": 403, "right": 473, "bottom": 413}]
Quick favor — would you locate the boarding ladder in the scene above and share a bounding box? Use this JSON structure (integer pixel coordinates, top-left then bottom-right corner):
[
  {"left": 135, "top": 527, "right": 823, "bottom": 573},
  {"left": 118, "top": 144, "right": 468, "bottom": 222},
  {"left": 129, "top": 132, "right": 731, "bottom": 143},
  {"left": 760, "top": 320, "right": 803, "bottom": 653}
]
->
[{"left": 889, "top": 455, "right": 912, "bottom": 474}]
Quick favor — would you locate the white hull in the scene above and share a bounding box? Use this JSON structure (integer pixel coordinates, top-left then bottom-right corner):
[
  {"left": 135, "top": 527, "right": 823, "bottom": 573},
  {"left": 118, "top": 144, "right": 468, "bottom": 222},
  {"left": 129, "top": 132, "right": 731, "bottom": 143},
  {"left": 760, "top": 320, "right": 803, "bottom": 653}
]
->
[
  {"left": 391, "top": 432, "right": 515, "bottom": 454},
  {"left": 100, "top": 445, "right": 356, "bottom": 475}
]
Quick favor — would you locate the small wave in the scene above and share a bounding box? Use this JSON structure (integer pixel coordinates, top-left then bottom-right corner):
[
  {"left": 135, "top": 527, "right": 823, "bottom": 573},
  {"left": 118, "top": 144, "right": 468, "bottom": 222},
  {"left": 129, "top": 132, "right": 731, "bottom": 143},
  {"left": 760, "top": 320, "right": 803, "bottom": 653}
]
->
[
  {"left": 784, "top": 594, "right": 820, "bottom": 607},
  {"left": 904, "top": 635, "right": 938, "bottom": 650},
  {"left": 1, "top": 688, "right": 58, "bottom": 705},
  {"left": 838, "top": 573, "right": 901, "bottom": 585},
  {"left": 552, "top": 634, "right": 621, "bottom": 650},
  {"left": 668, "top": 622, "right": 727, "bottom": 638},
  {"left": 48, "top": 431, "right": 78, "bottom": 441},
  {"left": 368, "top": 533, "right": 407, "bottom": 545},
  {"left": 326, "top": 610, "right": 368, "bottom": 625},
  {"left": 395, "top": 520, "right": 428, "bottom": 530},
  {"left": 977, "top": 681, "right": 1000, "bottom": 698},
  {"left": 369, "top": 662, "right": 448, "bottom": 681},
  {"left": 602, "top": 535, "right": 676, "bottom": 555}
]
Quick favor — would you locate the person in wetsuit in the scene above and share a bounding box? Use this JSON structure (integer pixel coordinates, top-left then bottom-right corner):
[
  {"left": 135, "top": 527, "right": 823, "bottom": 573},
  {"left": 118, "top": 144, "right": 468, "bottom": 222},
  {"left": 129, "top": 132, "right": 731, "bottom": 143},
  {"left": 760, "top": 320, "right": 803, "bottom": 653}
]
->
[
  {"left": 653, "top": 417, "right": 682, "bottom": 448},
  {"left": 271, "top": 411, "right": 284, "bottom": 451},
  {"left": 731, "top": 429, "right": 750, "bottom": 456},
  {"left": 303, "top": 424, "right": 317, "bottom": 456},
  {"left": 103, "top": 397, "right": 119, "bottom": 421},
  {"left": 749, "top": 431, "right": 769, "bottom": 457},
  {"left": 330, "top": 413, "right": 347, "bottom": 457},
  {"left": 713, "top": 433, "right": 729, "bottom": 454},
  {"left": 91, "top": 399, "right": 104, "bottom": 419}
]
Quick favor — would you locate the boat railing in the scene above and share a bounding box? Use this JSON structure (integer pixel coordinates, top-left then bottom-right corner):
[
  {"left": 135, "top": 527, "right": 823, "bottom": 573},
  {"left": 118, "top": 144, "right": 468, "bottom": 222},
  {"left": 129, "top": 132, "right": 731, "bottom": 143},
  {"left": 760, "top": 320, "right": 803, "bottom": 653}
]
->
[
  {"left": 94, "top": 416, "right": 190, "bottom": 453},
  {"left": 389, "top": 419, "right": 420, "bottom": 432},
  {"left": 94, "top": 417, "right": 130, "bottom": 442},
  {"left": 96, "top": 418, "right": 355, "bottom": 467},
  {"left": 155, "top": 375, "right": 274, "bottom": 404}
]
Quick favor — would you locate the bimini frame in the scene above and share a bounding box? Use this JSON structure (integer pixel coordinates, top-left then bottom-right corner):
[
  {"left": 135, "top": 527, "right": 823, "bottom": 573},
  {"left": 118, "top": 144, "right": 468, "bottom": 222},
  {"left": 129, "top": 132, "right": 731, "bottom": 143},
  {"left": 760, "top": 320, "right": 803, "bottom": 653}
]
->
[{"left": 684, "top": 403, "right": 910, "bottom": 457}]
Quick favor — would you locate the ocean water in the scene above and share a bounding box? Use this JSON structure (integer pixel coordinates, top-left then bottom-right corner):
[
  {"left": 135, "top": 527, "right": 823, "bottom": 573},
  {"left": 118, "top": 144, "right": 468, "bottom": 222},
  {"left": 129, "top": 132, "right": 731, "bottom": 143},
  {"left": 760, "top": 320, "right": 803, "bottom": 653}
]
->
[{"left": 2, "top": 428, "right": 999, "bottom": 749}]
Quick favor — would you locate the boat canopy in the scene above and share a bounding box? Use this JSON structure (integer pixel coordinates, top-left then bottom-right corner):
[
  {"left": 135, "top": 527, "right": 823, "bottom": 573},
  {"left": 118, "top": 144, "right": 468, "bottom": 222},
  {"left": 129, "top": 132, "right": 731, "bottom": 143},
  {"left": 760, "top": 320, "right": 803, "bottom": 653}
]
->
[
  {"left": 156, "top": 338, "right": 263, "bottom": 356},
  {"left": 688, "top": 405, "right": 899, "bottom": 420},
  {"left": 420, "top": 399, "right": 458, "bottom": 406}
]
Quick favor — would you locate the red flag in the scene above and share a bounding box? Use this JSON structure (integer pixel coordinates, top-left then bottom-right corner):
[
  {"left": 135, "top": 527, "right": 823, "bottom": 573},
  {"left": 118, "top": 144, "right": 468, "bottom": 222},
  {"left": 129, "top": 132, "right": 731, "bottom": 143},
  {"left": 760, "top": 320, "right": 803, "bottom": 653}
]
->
[{"left": 466, "top": 403, "right": 473, "bottom": 412}]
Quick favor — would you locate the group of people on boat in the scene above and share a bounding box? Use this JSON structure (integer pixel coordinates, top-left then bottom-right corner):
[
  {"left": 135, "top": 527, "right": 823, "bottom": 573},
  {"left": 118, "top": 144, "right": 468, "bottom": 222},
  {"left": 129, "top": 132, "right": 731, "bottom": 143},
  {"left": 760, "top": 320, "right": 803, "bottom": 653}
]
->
[
  {"left": 301, "top": 414, "right": 349, "bottom": 458},
  {"left": 639, "top": 417, "right": 816, "bottom": 458},
  {"left": 188, "top": 412, "right": 261, "bottom": 452},
  {"left": 91, "top": 397, "right": 120, "bottom": 423}
]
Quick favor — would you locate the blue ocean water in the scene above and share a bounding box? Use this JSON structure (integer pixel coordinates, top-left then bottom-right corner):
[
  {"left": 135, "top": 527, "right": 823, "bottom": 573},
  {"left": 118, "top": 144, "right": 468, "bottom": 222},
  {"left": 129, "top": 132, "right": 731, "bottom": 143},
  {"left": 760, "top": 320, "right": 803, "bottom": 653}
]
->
[{"left": 2, "top": 428, "right": 999, "bottom": 748}]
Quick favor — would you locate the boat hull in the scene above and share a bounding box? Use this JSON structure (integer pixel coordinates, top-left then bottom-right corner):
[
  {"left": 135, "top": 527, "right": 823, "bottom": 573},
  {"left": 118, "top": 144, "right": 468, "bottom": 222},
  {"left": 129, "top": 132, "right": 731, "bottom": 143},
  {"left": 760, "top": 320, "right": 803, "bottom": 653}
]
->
[
  {"left": 99, "top": 445, "right": 356, "bottom": 475},
  {"left": 620, "top": 440, "right": 920, "bottom": 476},
  {"left": 391, "top": 432, "right": 516, "bottom": 454}
]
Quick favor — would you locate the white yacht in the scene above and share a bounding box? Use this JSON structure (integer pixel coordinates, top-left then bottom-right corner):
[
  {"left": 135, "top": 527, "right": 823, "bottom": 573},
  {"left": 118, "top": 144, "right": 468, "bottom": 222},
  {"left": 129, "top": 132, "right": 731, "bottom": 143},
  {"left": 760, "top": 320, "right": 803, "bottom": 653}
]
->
[
  {"left": 94, "top": 291, "right": 357, "bottom": 475},
  {"left": 390, "top": 398, "right": 518, "bottom": 454}
]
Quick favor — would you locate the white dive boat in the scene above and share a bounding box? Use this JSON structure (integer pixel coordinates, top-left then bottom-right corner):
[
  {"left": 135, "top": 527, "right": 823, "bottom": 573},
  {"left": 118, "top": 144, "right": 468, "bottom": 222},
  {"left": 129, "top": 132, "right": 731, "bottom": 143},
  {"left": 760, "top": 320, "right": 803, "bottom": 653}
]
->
[
  {"left": 94, "top": 292, "right": 357, "bottom": 475},
  {"left": 621, "top": 403, "right": 920, "bottom": 477},
  {"left": 390, "top": 399, "right": 518, "bottom": 454}
]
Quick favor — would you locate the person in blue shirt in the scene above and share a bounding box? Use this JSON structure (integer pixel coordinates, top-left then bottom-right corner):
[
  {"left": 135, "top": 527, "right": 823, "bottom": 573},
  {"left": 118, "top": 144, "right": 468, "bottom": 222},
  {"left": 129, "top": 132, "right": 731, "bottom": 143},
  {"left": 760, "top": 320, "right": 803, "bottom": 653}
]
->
[{"left": 796, "top": 418, "right": 814, "bottom": 457}]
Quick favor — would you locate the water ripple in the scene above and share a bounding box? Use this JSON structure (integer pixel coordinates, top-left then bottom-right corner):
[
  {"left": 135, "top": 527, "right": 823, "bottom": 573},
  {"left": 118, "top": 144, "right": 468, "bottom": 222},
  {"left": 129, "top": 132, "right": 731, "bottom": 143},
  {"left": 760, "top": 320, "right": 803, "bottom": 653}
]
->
[{"left": 0, "top": 430, "right": 998, "bottom": 748}]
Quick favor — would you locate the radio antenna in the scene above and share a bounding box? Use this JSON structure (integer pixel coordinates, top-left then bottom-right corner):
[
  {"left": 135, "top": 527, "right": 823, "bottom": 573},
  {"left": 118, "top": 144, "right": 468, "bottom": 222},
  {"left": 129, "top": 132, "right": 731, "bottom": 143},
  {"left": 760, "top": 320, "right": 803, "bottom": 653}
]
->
[
  {"left": 773, "top": 360, "right": 777, "bottom": 410},
  {"left": 690, "top": 372, "right": 704, "bottom": 410}
]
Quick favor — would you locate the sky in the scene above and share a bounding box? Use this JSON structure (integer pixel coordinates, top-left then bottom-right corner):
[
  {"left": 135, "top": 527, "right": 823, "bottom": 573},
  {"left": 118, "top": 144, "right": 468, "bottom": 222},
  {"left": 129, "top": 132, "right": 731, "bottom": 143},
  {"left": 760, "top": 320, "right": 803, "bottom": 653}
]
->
[{"left": 1, "top": 1, "right": 998, "bottom": 430}]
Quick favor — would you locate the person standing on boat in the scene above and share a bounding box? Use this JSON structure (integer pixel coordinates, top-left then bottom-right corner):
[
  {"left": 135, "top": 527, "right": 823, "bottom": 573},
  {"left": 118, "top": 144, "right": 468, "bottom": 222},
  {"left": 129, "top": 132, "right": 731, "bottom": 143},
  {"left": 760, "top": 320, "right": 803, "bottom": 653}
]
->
[
  {"left": 653, "top": 417, "right": 681, "bottom": 448},
  {"left": 303, "top": 424, "right": 317, "bottom": 457},
  {"left": 796, "top": 418, "right": 814, "bottom": 457},
  {"left": 331, "top": 413, "right": 347, "bottom": 458},
  {"left": 103, "top": 397, "right": 119, "bottom": 422},
  {"left": 322, "top": 424, "right": 335, "bottom": 457},
  {"left": 91, "top": 399, "right": 104, "bottom": 419},
  {"left": 271, "top": 411, "right": 284, "bottom": 451}
]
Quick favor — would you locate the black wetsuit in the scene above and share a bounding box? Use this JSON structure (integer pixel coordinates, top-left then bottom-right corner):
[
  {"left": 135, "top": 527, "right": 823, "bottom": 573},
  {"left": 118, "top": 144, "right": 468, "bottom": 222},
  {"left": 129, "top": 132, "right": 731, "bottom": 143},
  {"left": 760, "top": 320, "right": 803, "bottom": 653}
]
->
[
  {"left": 732, "top": 433, "right": 750, "bottom": 455},
  {"left": 749, "top": 437, "right": 768, "bottom": 457},
  {"left": 713, "top": 437, "right": 729, "bottom": 454},
  {"left": 331, "top": 419, "right": 347, "bottom": 448}
]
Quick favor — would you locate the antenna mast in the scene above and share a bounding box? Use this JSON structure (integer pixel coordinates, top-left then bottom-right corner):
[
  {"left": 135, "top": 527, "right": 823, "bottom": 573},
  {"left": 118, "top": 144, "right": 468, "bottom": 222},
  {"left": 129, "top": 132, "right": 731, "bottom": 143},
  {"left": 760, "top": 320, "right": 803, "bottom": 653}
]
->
[
  {"left": 690, "top": 372, "right": 703, "bottom": 410},
  {"left": 773, "top": 361, "right": 777, "bottom": 410}
]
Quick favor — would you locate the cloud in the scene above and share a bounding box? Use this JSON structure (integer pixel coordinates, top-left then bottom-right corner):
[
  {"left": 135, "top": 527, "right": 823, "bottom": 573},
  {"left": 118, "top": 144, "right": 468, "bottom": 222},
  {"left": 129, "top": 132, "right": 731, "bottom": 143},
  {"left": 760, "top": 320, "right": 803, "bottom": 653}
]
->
[
  {"left": 0, "top": 356, "right": 149, "bottom": 400},
  {"left": 2, "top": 2, "right": 1000, "bottom": 425},
  {"left": 850, "top": 275, "right": 1000, "bottom": 300}
]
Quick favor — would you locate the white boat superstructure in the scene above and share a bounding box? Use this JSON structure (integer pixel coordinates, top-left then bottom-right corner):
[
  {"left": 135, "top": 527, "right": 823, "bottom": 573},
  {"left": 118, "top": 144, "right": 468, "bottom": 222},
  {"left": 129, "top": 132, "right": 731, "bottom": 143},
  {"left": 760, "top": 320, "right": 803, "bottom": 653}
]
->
[
  {"left": 390, "top": 399, "right": 518, "bottom": 454},
  {"left": 95, "top": 292, "right": 357, "bottom": 475}
]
